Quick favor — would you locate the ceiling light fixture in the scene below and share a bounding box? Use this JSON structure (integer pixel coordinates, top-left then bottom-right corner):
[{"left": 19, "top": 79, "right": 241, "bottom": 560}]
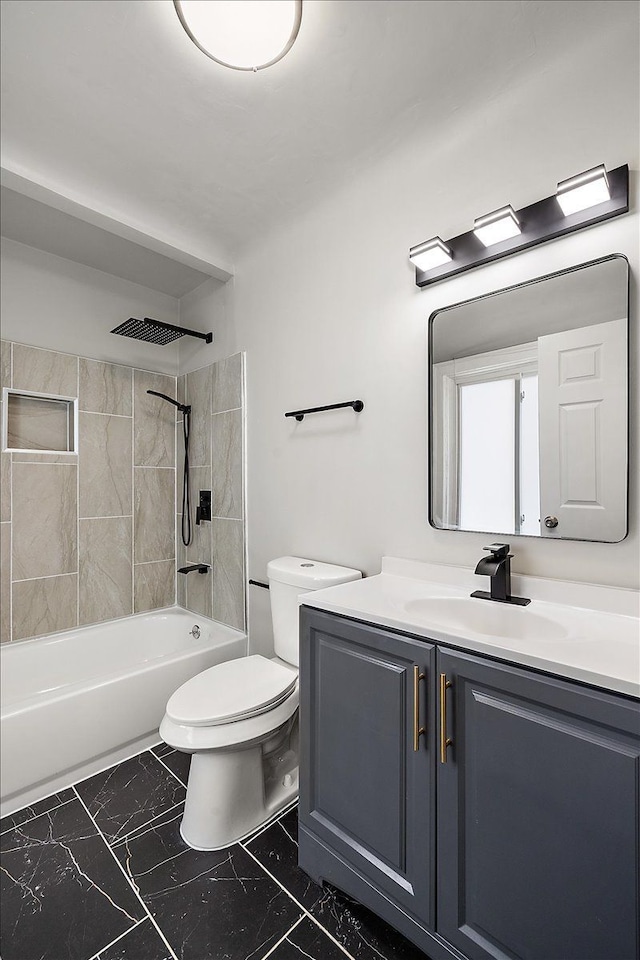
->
[
  {"left": 473, "top": 205, "right": 521, "bottom": 247},
  {"left": 174, "top": 0, "right": 303, "bottom": 72},
  {"left": 556, "top": 164, "right": 610, "bottom": 216},
  {"left": 409, "top": 238, "right": 452, "bottom": 271},
  {"left": 409, "top": 163, "right": 628, "bottom": 288}
]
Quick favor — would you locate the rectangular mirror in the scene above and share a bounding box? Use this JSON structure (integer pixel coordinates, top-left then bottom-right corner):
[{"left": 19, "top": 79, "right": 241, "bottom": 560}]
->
[{"left": 429, "top": 254, "right": 628, "bottom": 542}]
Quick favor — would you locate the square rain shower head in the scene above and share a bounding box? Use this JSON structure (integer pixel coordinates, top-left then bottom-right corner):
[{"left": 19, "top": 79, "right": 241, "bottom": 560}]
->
[{"left": 110, "top": 317, "right": 213, "bottom": 345}]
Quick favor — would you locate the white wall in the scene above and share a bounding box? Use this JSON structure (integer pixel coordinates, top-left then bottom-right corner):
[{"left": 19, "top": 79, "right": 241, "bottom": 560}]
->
[
  {"left": 1, "top": 238, "right": 181, "bottom": 374},
  {"left": 179, "top": 12, "right": 639, "bottom": 654}
]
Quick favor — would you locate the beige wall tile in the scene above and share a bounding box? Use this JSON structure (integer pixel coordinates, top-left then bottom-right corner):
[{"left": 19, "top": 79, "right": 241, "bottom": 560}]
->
[
  {"left": 0, "top": 340, "right": 11, "bottom": 389},
  {"left": 80, "top": 359, "right": 132, "bottom": 416},
  {"left": 134, "top": 468, "right": 175, "bottom": 562},
  {"left": 12, "top": 574, "right": 78, "bottom": 641},
  {"left": 79, "top": 413, "right": 132, "bottom": 518},
  {"left": 12, "top": 463, "right": 77, "bottom": 580},
  {"left": 211, "top": 410, "right": 243, "bottom": 519},
  {"left": 186, "top": 465, "right": 212, "bottom": 564},
  {"left": 12, "top": 452, "right": 78, "bottom": 464},
  {"left": 134, "top": 560, "right": 175, "bottom": 613},
  {"left": 1, "top": 450, "right": 10, "bottom": 522},
  {"left": 211, "top": 353, "right": 242, "bottom": 413},
  {"left": 12, "top": 344, "right": 78, "bottom": 397},
  {"left": 134, "top": 370, "right": 176, "bottom": 467},
  {"left": 176, "top": 528, "right": 186, "bottom": 608},
  {"left": 212, "top": 518, "right": 245, "bottom": 630},
  {"left": 186, "top": 564, "right": 212, "bottom": 618},
  {"left": 186, "top": 365, "right": 211, "bottom": 466},
  {"left": 79, "top": 517, "right": 133, "bottom": 625},
  {"left": 1, "top": 523, "right": 10, "bottom": 642}
]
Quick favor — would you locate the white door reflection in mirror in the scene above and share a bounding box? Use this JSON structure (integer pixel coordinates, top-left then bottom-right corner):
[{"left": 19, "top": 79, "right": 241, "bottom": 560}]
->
[{"left": 538, "top": 318, "right": 626, "bottom": 541}]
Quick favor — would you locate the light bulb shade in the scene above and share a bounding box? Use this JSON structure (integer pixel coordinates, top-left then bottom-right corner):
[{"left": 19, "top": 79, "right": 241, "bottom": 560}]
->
[
  {"left": 409, "top": 237, "right": 453, "bottom": 271},
  {"left": 556, "top": 164, "right": 610, "bottom": 216},
  {"left": 174, "top": 0, "right": 302, "bottom": 71},
  {"left": 473, "top": 205, "right": 521, "bottom": 247}
]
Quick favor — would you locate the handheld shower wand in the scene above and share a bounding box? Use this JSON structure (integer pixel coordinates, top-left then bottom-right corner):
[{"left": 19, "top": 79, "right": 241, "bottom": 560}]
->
[{"left": 146, "top": 389, "right": 193, "bottom": 546}]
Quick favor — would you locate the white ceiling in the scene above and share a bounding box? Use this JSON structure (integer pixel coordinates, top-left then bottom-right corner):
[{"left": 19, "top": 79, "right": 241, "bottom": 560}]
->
[{"left": 0, "top": 0, "right": 636, "bottom": 268}]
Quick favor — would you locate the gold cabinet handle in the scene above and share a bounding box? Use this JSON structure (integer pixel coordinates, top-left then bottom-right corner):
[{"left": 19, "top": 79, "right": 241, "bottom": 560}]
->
[
  {"left": 439, "top": 673, "right": 453, "bottom": 763},
  {"left": 413, "top": 665, "right": 426, "bottom": 751}
]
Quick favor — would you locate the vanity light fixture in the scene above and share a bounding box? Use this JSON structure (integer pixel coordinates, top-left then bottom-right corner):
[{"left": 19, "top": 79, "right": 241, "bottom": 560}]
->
[
  {"left": 409, "top": 238, "right": 453, "bottom": 271},
  {"left": 473, "top": 205, "right": 521, "bottom": 248},
  {"left": 410, "top": 163, "right": 629, "bottom": 287},
  {"left": 556, "top": 164, "right": 610, "bottom": 216},
  {"left": 174, "top": 0, "right": 303, "bottom": 72}
]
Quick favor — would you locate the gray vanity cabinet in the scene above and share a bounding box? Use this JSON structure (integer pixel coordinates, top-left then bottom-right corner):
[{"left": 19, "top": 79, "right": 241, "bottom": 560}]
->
[
  {"left": 299, "top": 607, "right": 436, "bottom": 928},
  {"left": 299, "top": 606, "right": 640, "bottom": 960},
  {"left": 437, "top": 647, "right": 640, "bottom": 960}
]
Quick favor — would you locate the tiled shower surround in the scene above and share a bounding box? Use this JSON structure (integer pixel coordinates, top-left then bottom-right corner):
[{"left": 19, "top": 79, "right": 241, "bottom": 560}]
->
[
  {"left": 0, "top": 340, "right": 246, "bottom": 642},
  {"left": 177, "top": 353, "right": 246, "bottom": 631}
]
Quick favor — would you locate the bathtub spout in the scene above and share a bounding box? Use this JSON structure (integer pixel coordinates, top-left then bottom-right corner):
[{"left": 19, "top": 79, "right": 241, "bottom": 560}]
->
[{"left": 178, "top": 564, "right": 210, "bottom": 575}]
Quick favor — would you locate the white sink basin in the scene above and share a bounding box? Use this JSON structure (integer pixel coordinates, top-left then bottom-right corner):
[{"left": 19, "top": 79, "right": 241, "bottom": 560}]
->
[{"left": 403, "top": 597, "right": 569, "bottom": 643}]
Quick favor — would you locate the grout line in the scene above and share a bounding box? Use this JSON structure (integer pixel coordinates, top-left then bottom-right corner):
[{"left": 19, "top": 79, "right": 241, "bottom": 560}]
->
[
  {"left": 151, "top": 751, "right": 188, "bottom": 789},
  {"left": 211, "top": 406, "right": 243, "bottom": 416},
  {"left": 243, "top": 798, "right": 299, "bottom": 847},
  {"left": 0, "top": 794, "right": 77, "bottom": 837},
  {"left": 77, "top": 356, "right": 80, "bottom": 629},
  {"left": 241, "top": 838, "right": 357, "bottom": 960},
  {"left": 79, "top": 515, "right": 134, "bottom": 521},
  {"left": 133, "top": 558, "right": 175, "bottom": 567},
  {"left": 110, "top": 800, "right": 185, "bottom": 849},
  {"left": 131, "top": 375, "right": 135, "bottom": 616},
  {"left": 258, "top": 916, "right": 305, "bottom": 960},
  {"left": 73, "top": 787, "right": 181, "bottom": 960},
  {"left": 87, "top": 916, "right": 147, "bottom": 960},
  {"left": 11, "top": 571, "right": 78, "bottom": 584},
  {"left": 78, "top": 410, "right": 132, "bottom": 418}
]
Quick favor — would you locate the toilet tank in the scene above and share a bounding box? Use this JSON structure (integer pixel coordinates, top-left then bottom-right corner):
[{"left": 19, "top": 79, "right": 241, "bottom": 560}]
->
[{"left": 267, "top": 557, "right": 362, "bottom": 667}]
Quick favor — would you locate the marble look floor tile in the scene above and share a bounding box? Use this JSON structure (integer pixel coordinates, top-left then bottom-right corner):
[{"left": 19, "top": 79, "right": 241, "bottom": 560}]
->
[
  {"left": 245, "top": 806, "right": 323, "bottom": 911},
  {"left": 80, "top": 358, "right": 133, "bottom": 417},
  {"left": 0, "top": 787, "right": 75, "bottom": 835},
  {"left": 97, "top": 918, "right": 173, "bottom": 960},
  {"left": 310, "top": 885, "right": 428, "bottom": 960},
  {"left": 114, "top": 814, "right": 303, "bottom": 960},
  {"left": 76, "top": 752, "right": 186, "bottom": 845},
  {"left": 151, "top": 742, "right": 174, "bottom": 759},
  {"left": 0, "top": 798, "right": 144, "bottom": 960},
  {"left": 268, "top": 917, "right": 355, "bottom": 960},
  {"left": 153, "top": 746, "right": 191, "bottom": 787}
]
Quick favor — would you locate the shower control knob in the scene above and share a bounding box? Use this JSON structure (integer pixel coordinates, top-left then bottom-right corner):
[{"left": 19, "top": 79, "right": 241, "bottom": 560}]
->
[{"left": 544, "top": 516, "right": 559, "bottom": 529}]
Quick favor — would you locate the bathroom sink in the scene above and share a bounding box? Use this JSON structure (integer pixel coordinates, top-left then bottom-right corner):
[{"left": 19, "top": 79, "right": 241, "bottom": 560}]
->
[{"left": 402, "top": 597, "right": 569, "bottom": 643}]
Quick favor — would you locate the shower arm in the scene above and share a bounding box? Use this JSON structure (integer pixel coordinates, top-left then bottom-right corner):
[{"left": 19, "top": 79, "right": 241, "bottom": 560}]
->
[{"left": 146, "top": 390, "right": 191, "bottom": 415}]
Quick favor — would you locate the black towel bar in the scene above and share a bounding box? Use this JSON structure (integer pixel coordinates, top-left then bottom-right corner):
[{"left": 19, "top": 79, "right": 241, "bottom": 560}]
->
[{"left": 285, "top": 400, "right": 364, "bottom": 422}]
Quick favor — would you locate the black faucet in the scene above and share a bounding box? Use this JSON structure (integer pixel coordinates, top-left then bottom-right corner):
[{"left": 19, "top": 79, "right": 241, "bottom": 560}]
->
[
  {"left": 471, "top": 544, "right": 530, "bottom": 606},
  {"left": 178, "top": 563, "right": 209, "bottom": 575}
]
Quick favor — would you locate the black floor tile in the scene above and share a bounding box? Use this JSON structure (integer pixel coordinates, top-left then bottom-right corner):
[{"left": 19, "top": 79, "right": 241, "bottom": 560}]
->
[
  {"left": 0, "top": 787, "right": 75, "bottom": 835},
  {"left": 311, "top": 885, "right": 428, "bottom": 960},
  {"left": 97, "top": 918, "right": 173, "bottom": 959},
  {"left": 114, "top": 807, "right": 303, "bottom": 960},
  {"left": 269, "top": 917, "right": 354, "bottom": 959},
  {"left": 245, "top": 805, "right": 323, "bottom": 911},
  {"left": 0, "top": 798, "right": 145, "bottom": 960},
  {"left": 151, "top": 742, "right": 173, "bottom": 760},
  {"left": 153, "top": 746, "right": 191, "bottom": 787},
  {"left": 76, "top": 751, "right": 186, "bottom": 845}
]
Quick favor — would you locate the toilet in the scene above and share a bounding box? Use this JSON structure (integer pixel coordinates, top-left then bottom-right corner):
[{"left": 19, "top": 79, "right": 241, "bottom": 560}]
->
[{"left": 159, "top": 556, "right": 361, "bottom": 850}]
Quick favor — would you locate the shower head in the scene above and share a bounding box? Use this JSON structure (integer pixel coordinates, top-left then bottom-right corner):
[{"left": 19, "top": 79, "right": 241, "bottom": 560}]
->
[
  {"left": 110, "top": 317, "right": 213, "bottom": 345},
  {"left": 147, "top": 390, "right": 190, "bottom": 415}
]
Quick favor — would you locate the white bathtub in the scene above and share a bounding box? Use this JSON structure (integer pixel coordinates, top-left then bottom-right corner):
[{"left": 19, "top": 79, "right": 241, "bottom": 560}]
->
[{"left": 0, "top": 607, "right": 247, "bottom": 817}]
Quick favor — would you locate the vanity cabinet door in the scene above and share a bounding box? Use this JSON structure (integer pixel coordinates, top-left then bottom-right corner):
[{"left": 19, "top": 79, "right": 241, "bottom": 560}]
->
[
  {"left": 299, "top": 606, "right": 435, "bottom": 928},
  {"left": 436, "top": 647, "right": 640, "bottom": 960}
]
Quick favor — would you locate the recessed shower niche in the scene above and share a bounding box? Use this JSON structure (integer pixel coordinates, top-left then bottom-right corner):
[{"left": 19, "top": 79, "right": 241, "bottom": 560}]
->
[{"left": 2, "top": 388, "right": 78, "bottom": 454}]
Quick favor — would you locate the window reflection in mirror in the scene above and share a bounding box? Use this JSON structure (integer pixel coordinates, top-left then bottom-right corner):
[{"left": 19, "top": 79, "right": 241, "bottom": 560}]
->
[{"left": 428, "top": 255, "right": 628, "bottom": 543}]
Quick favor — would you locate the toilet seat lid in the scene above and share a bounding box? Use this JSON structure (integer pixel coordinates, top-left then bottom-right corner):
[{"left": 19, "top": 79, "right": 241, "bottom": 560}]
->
[{"left": 166, "top": 655, "right": 298, "bottom": 727}]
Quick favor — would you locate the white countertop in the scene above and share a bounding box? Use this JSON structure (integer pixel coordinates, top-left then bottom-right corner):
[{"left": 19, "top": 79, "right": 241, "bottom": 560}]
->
[{"left": 300, "top": 557, "right": 640, "bottom": 699}]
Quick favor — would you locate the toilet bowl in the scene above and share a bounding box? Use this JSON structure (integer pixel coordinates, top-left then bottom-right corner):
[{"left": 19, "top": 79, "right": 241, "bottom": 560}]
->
[{"left": 160, "top": 556, "right": 361, "bottom": 850}]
